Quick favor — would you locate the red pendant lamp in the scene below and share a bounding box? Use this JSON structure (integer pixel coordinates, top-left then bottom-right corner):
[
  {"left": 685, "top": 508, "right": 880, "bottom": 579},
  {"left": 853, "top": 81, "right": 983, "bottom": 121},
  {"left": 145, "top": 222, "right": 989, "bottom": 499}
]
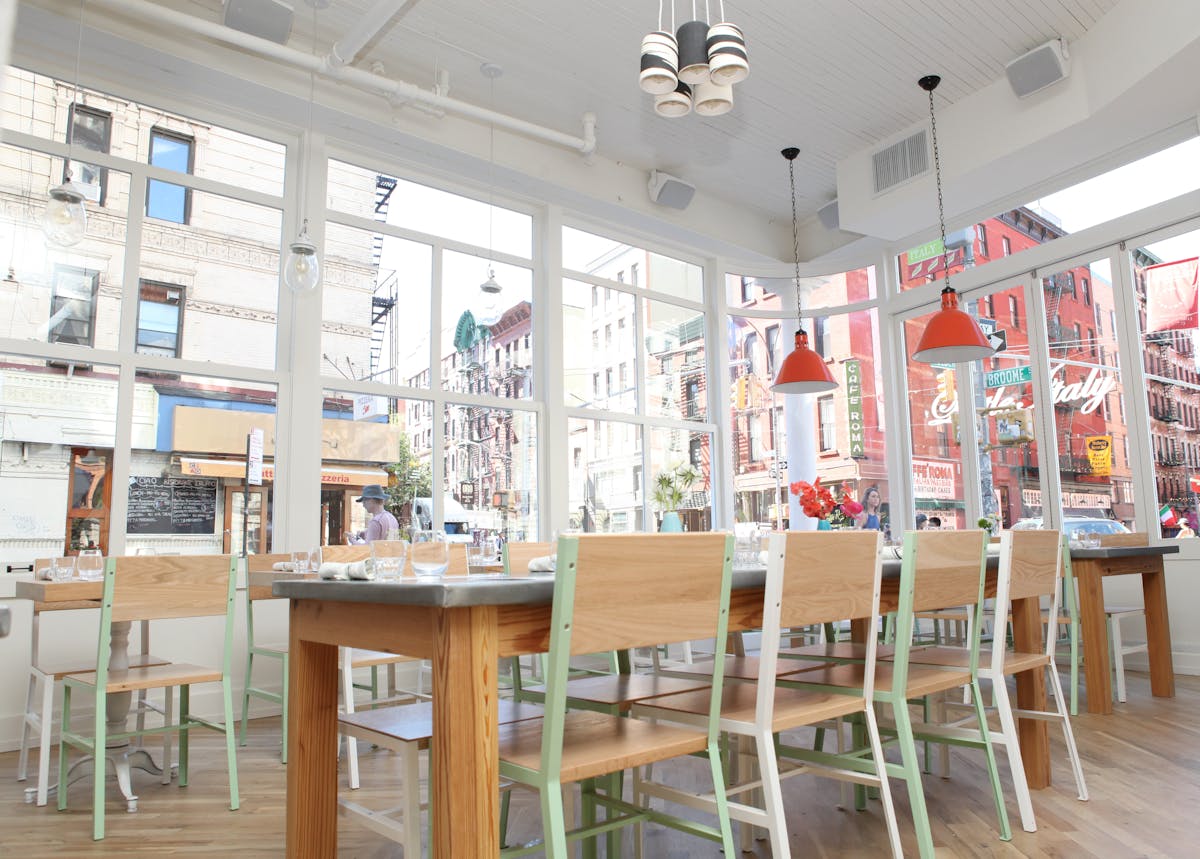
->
[
  {"left": 910, "top": 75, "right": 993, "bottom": 365},
  {"left": 771, "top": 147, "right": 837, "bottom": 394}
]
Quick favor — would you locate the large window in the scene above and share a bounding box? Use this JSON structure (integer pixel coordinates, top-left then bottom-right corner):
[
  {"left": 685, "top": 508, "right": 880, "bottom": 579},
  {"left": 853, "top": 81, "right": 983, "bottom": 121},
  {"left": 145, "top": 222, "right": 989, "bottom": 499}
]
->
[
  {"left": 147, "top": 128, "right": 194, "bottom": 223},
  {"left": 68, "top": 103, "right": 111, "bottom": 203},
  {"left": 48, "top": 265, "right": 99, "bottom": 346},
  {"left": 136, "top": 280, "right": 183, "bottom": 357}
]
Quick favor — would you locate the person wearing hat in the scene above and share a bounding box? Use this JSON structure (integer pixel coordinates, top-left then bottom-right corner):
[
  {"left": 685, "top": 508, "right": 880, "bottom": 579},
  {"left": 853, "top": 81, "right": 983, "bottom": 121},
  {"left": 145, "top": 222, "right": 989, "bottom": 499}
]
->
[
  {"left": 347, "top": 484, "right": 399, "bottom": 544},
  {"left": 915, "top": 513, "right": 928, "bottom": 530}
]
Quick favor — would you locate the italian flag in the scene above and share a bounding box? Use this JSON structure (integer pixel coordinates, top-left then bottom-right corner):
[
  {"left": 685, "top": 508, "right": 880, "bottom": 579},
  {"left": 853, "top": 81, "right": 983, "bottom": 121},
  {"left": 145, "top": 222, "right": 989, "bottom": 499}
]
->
[{"left": 1159, "top": 505, "right": 1178, "bottom": 528}]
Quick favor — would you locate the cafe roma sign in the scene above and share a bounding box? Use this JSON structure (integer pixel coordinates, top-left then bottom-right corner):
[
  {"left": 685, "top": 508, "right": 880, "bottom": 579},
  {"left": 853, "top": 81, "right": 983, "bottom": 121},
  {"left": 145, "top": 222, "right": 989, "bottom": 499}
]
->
[{"left": 928, "top": 363, "right": 1116, "bottom": 427}]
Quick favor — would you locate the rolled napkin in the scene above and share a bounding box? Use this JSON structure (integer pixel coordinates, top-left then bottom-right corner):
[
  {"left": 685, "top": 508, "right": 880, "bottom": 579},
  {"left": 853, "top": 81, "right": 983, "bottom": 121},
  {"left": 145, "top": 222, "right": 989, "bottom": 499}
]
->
[
  {"left": 318, "top": 560, "right": 374, "bottom": 581},
  {"left": 272, "top": 561, "right": 298, "bottom": 572},
  {"left": 527, "top": 555, "right": 556, "bottom": 573}
]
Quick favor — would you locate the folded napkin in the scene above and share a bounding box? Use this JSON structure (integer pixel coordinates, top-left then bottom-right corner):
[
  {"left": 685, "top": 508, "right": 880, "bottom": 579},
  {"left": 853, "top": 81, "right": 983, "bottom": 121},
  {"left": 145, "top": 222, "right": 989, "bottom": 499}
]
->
[
  {"left": 272, "top": 561, "right": 298, "bottom": 572},
  {"left": 527, "top": 555, "right": 556, "bottom": 573},
  {"left": 318, "top": 560, "right": 374, "bottom": 581}
]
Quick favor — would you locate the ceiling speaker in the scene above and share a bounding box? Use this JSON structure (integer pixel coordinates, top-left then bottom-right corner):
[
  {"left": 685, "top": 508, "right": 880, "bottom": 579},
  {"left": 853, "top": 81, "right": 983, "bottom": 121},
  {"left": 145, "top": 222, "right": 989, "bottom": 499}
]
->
[
  {"left": 817, "top": 199, "right": 840, "bottom": 231},
  {"left": 1005, "top": 39, "right": 1070, "bottom": 99},
  {"left": 647, "top": 170, "right": 696, "bottom": 210},
  {"left": 223, "top": 0, "right": 295, "bottom": 45}
]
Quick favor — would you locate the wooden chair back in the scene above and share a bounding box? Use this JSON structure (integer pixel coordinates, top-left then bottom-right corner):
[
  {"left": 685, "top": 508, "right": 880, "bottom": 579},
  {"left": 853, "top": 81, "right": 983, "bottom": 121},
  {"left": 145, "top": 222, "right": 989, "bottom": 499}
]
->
[
  {"left": 109, "top": 554, "right": 237, "bottom": 623},
  {"left": 502, "top": 541, "right": 554, "bottom": 577},
  {"left": 776, "top": 531, "right": 881, "bottom": 627},
  {"left": 1005, "top": 529, "right": 1062, "bottom": 602},
  {"left": 559, "top": 533, "right": 733, "bottom": 657},
  {"left": 245, "top": 553, "right": 293, "bottom": 573},
  {"left": 1099, "top": 531, "right": 1149, "bottom": 547},
  {"left": 318, "top": 544, "right": 371, "bottom": 563},
  {"left": 908, "top": 529, "right": 988, "bottom": 613}
]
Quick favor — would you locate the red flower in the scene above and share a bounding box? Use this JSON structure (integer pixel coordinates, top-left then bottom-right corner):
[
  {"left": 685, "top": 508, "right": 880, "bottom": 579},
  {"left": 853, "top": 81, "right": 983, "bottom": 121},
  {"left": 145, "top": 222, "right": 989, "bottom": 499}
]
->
[{"left": 788, "top": 478, "right": 837, "bottom": 521}]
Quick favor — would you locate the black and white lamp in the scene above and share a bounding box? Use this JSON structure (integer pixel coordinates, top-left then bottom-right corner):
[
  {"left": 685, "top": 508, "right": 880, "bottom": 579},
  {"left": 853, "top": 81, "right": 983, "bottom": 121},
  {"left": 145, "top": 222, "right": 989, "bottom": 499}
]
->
[{"left": 640, "top": 1, "right": 748, "bottom": 118}]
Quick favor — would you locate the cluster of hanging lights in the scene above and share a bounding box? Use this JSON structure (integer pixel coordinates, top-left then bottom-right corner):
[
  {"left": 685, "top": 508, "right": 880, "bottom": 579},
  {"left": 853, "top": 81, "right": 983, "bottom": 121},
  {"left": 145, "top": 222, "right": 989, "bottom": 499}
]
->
[{"left": 639, "top": 0, "right": 749, "bottom": 118}]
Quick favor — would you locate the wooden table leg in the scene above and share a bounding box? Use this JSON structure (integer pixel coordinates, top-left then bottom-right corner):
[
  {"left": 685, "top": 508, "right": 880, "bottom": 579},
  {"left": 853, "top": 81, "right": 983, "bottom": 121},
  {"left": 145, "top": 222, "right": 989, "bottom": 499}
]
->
[
  {"left": 431, "top": 605, "right": 499, "bottom": 858},
  {"left": 1010, "top": 594, "right": 1051, "bottom": 789},
  {"left": 1142, "top": 565, "right": 1176, "bottom": 699},
  {"left": 286, "top": 604, "right": 339, "bottom": 858},
  {"left": 1074, "top": 560, "right": 1113, "bottom": 715}
]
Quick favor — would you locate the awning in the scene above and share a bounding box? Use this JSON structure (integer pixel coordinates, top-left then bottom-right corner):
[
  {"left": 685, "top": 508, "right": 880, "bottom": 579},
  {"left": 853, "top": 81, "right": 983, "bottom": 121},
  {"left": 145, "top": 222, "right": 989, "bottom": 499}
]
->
[{"left": 179, "top": 457, "right": 387, "bottom": 486}]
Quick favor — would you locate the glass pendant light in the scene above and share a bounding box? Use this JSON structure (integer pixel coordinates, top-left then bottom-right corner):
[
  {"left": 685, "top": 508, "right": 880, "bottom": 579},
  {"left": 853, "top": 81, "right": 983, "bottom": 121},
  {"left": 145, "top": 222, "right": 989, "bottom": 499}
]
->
[
  {"left": 41, "top": 0, "right": 88, "bottom": 247},
  {"left": 771, "top": 147, "right": 837, "bottom": 394},
  {"left": 284, "top": 218, "right": 320, "bottom": 294},
  {"left": 911, "top": 75, "right": 992, "bottom": 364}
]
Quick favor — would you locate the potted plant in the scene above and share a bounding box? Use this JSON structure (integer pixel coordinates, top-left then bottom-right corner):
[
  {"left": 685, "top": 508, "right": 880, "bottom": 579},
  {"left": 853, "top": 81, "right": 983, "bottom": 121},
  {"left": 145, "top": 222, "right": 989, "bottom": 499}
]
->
[{"left": 652, "top": 463, "right": 700, "bottom": 532}]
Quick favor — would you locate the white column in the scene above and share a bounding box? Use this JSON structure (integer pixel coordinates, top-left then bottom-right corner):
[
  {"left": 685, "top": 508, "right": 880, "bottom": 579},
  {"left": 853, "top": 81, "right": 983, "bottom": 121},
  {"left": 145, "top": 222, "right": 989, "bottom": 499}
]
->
[{"left": 784, "top": 392, "right": 817, "bottom": 531}]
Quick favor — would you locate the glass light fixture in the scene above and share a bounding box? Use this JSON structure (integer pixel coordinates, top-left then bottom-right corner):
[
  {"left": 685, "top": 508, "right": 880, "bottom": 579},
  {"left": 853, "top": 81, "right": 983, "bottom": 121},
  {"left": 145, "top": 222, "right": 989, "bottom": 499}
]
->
[
  {"left": 911, "top": 74, "right": 992, "bottom": 364},
  {"left": 284, "top": 218, "right": 320, "bottom": 294},
  {"left": 477, "top": 268, "right": 503, "bottom": 326},
  {"left": 40, "top": 177, "right": 87, "bottom": 247},
  {"left": 771, "top": 147, "right": 837, "bottom": 395}
]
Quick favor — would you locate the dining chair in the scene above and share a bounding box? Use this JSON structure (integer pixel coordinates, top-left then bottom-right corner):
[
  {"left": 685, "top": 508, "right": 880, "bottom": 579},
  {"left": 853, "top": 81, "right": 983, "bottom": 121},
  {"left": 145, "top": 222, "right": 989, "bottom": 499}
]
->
[
  {"left": 58, "top": 554, "right": 240, "bottom": 840},
  {"left": 17, "top": 558, "right": 167, "bottom": 807},
  {"left": 783, "top": 529, "right": 1011, "bottom": 858},
  {"left": 239, "top": 552, "right": 293, "bottom": 762},
  {"left": 498, "top": 532, "right": 738, "bottom": 858},
  {"left": 633, "top": 529, "right": 903, "bottom": 858}
]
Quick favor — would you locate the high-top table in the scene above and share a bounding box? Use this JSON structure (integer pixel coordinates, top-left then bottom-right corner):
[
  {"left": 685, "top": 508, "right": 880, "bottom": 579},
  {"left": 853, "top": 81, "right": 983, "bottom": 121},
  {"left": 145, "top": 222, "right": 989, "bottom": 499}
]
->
[
  {"left": 1068, "top": 543, "right": 1179, "bottom": 714},
  {"left": 274, "top": 555, "right": 1063, "bottom": 859}
]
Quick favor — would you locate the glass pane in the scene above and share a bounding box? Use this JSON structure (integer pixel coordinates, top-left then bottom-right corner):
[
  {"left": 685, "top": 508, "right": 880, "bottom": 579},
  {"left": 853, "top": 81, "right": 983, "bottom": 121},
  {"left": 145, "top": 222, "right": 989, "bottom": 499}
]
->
[
  {"left": 728, "top": 315, "right": 786, "bottom": 527},
  {"left": 728, "top": 267, "right": 877, "bottom": 308},
  {"left": 131, "top": 371, "right": 277, "bottom": 553},
  {"left": 322, "top": 222, "right": 432, "bottom": 385},
  {"left": 568, "top": 417, "right": 644, "bottom": 533},
  {"left": 562, "top": 226, "right": 702, "bottom": 301},
  {"left": 228, "top": 491, "right": 264, "bottom": 557},
  {"left": 561, "top": 278, "right": 637, "bottom": 412},
  {"left": 322, "top": 390, "right": 426, "bottom": 545},
  {"left": 441, "top": 251, "right": 533, "bottom": 399},
  {"left": 644, "top": 297, "right": 706, "bottom": 421},
  {"left": 1132, "top": 229, "right": 1200, "bottom": 538},
  {"left": 327, "top": 160, "right": 531, "bottom": 259},
  {"left": 0, "top": 144, "right": 129, "bottom": 349},
  {"left": 648, "top": 427, "right": 712, "bottom": 531},
  {"left": 444, "top": 404, "right": 539, "bottom": 541},
  {"left": 1044, "top": 259, "right": 1131, "bottom": 530}
]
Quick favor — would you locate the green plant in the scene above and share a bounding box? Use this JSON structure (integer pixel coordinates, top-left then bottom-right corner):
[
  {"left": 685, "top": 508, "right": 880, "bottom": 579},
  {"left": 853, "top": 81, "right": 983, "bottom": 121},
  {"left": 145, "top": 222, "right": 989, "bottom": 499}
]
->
[
  {"left": 384, "top": 433, "right": 433, "bottom": 521},
  {"left": 651, "top": 462, "right": 701, "bottom": 512}
]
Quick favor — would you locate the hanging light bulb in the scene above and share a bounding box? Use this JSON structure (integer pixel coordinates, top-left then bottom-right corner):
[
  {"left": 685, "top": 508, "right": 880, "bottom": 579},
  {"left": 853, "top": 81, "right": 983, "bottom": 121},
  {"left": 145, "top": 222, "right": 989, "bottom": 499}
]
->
[
  {"left": 771, "top": 147, "right": 838, "bottom": 395},
  {"left": 41, "top": 175, "right": 87, "bottom": 247},
  {"left": 477, "top": 267, "right": 503, "bottom": 326},
  {"left": 284, "top": 218, "right": 320, "bottom": 294},
  {"left": 911, "top": 75, "right": 992, "bottom": 364}
]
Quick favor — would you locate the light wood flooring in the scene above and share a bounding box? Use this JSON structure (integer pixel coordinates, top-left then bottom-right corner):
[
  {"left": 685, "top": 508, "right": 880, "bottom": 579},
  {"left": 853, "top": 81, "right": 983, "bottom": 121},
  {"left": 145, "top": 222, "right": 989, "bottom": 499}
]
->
[{"left": 2, "top": 671, "right": 1198, "bottom": 857}]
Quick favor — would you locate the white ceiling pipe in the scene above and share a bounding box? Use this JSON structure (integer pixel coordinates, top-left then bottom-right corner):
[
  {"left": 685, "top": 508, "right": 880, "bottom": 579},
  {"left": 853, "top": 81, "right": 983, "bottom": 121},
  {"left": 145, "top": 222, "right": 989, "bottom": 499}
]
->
[
  {"left": 328, "top": 0, "right": 422, "bottom": 68},
  {"left": 91, "top": 0, "right": 597, "bottom": 156}
]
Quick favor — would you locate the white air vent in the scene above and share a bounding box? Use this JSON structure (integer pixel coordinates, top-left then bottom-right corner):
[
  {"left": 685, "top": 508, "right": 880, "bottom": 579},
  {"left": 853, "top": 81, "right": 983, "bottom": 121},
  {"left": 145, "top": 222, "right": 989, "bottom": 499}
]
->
[{"left": 872, "top": 129, "right": 928, "bottom": 194}]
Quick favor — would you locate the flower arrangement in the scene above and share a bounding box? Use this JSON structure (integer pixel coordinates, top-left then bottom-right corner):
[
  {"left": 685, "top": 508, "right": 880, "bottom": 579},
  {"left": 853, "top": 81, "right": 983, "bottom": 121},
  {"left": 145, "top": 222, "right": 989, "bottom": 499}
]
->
[{"left": 789, "top": 479, "right": 860, "bottom": 528}]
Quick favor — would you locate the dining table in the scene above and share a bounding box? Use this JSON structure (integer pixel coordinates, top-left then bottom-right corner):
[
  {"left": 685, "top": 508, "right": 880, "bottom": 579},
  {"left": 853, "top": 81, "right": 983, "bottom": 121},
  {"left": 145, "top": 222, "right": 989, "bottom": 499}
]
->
[{"left": 275, "top": 546, "right": 1109, "bottom": 859}]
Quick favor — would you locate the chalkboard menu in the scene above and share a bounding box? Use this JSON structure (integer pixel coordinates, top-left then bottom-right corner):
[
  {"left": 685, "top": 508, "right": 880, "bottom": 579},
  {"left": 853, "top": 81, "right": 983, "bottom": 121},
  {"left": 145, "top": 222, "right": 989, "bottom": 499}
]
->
[{"left": 127, "top": 476, "right": 218, "bottom": 535}]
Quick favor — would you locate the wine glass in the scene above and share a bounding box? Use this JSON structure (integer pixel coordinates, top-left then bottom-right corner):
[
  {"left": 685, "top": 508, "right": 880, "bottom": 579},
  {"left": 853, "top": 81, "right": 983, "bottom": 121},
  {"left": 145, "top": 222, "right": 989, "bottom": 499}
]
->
[
  {"left": 409, "top": 530, "right": 449, "bottom": 579},
  {"left": 372, "top": 540, "right": 409, "bottom": 582},
  {"left": 77, "top": 548, "right": 105, "bottom": 582}
]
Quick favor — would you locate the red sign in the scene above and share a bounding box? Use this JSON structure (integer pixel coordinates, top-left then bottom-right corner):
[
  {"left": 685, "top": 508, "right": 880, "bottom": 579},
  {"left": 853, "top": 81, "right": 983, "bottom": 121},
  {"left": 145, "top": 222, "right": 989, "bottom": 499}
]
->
[
  {"left": 1145, "top": 258, "right": 1199, "bottom": 333},
  {"left": 1190, "top": 475, "right": 1200, "bottom": 493}
]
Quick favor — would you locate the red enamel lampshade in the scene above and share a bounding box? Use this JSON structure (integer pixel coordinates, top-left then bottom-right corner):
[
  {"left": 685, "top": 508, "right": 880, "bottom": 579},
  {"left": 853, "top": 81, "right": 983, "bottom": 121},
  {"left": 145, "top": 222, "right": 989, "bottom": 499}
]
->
[
  {"left": 912, "top": 286, "right": 993, "bottom": 364},
  {"left": 771, "top": 329, "right": 837, "bottom": 394}
]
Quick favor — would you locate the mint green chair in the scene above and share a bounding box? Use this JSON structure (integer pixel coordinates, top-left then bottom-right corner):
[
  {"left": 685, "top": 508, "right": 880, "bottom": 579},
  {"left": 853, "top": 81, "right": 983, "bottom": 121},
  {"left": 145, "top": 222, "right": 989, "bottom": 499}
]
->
[
  {"left": 240, "top": 552, "right": 291, "bottom": 762},
  {"left": 59, "top": 554, "right": 240, "bottom": 840},
  {"left": 498, "top": 532, "right": 737, "bottom": 858}
]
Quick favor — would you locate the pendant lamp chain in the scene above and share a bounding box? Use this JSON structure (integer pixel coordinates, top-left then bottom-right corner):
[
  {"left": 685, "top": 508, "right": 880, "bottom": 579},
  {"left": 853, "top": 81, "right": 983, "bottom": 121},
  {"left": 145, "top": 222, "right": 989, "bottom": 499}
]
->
[
  {"left": 66, "top": 0, "right": 85, "bottom": 179},
  {"left": 924, "top": 75, "right": 950, "bottom": 292},
  {"left": 787, "top": 148, "right": 802, "bottom": 322}
]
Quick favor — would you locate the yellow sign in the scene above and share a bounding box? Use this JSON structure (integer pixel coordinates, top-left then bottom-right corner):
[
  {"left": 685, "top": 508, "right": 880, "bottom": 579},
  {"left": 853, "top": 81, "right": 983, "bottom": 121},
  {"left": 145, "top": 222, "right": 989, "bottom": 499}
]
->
[{"left": 1086, "top": 435, "right": 1112, "bottom": 476}]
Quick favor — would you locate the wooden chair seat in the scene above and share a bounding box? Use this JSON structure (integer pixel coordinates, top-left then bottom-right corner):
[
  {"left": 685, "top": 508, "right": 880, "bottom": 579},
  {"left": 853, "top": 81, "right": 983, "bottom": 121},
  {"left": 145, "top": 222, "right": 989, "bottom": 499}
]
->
[
  {"left": 780, "top": 642, "right": 893, "bottom": 661},
  {"left": 898, "top": 646, "right": 1049, "bottom": 674},
  {"left": 72, "top": 662, "right": 223, "bottom": 693},
  {"left": 789, "top": 661, "right": 972, "bottom": 698},
  {"left": 640, "top": 680, "right": 866, "bottom": 732},
  {"left": 349, "top": 648, "right": 420, "bottom": 669},
  {"left": 340, "top": 698, "right": 544, "bottom": 745},
  {"left": 663, "top": 654, "right": 835, "bottom": 681},
  {"left": 523, "top": 672, "right": 711, "bottom": 710},
  {"left": 915, "top": 608, "right": 970, "bottom": 622},
  {"left": 499, "top": 709, "right": 708, "bottom": 784},
  {"left": 36, "top": 651, "right": 169, "bottom": 681}
]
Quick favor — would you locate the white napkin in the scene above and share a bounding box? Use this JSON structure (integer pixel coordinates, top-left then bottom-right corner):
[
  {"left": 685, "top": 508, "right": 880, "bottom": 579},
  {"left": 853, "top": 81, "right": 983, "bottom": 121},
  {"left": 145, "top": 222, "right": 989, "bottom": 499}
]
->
[
  {"left": 527, "top": 555, "right": 556, "bottom": 573},
  {"left": 272, "top": 561, "right": 298, "bottom": 572},
  {"left": 318, "top": 560, "right": 374, "bottom": 581}
]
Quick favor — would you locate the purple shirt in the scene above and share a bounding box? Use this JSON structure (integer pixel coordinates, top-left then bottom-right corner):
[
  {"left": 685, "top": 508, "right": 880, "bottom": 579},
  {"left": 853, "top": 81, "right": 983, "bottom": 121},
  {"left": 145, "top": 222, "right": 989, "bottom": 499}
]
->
[{"left": 364, "top": 509, "right": 400, "bottom": 543}]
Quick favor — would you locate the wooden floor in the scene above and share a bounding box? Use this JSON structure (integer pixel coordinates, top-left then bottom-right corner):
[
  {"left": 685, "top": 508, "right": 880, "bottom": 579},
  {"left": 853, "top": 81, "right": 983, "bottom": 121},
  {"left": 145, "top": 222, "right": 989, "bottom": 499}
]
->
[{"left": 3, "top": 671, "right": 1198, "bottom": 857}]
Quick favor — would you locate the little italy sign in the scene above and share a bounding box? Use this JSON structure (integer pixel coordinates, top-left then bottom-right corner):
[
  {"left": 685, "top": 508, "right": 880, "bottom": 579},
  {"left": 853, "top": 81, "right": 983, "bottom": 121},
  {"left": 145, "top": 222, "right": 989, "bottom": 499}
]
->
[{"left": 928, "top": 363, "right": 1116, "bottom": 427}]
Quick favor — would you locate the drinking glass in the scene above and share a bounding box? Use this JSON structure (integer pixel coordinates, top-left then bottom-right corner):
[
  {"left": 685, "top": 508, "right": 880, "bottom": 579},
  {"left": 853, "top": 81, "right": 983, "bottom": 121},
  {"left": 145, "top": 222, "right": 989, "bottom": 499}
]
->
[
  {"left": 291, "top": 549, "right": 312, "bottom": 572},
  {"left": 466, "top": 537, "right": 499, "bottom": 575},
  {"left": 77, "top": 549, "right": 105, "bottom": 582},
  {"left": 410, "top": 530, "right": 450, "bottom": 579},
  {"left": 372, "top": 540, "right": 409, "bottom": 582},
  {"left": 50, "top": 556, "right": 76, "bottom": 582}
]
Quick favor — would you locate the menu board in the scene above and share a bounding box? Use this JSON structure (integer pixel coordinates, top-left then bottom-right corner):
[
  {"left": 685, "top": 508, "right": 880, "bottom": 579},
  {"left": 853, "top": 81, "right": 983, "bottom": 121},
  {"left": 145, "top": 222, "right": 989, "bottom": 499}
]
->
[{"left": 126, "top": 476, "right": 218, "bottom": 535}]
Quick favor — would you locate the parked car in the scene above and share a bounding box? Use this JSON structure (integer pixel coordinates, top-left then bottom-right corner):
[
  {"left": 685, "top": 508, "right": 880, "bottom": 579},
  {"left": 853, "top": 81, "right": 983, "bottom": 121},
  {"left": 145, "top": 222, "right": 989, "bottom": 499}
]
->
[{"left": 1011, "top": 516, "right": 1130, "bottom": 539}]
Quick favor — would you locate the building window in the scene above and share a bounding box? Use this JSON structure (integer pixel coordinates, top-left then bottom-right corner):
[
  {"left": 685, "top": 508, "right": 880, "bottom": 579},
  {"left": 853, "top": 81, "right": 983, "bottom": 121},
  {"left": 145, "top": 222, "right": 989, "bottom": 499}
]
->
[
  {"left": 977, "top": 224, "right": 989, "bottom": 257},
  {"left": 147, "top": 128, "right": 194, "bottom": 223},
  {"left": 1082, "top": 277, "right": 1091, "bottom": 306},
  {"left": 1009, "top": 295, "right": 1020, "bottom": 329},
  {"left": 740, "top": 276, "right": 753, "bottom": 303},
  {"left": 1002, "top": 236, "right": 1011, "bottom": 256},
  {"left": 766, "top": 325, "right": 780, "bottom": 376},
  {"left": 813, "top": 316, "right": 831, "bottom": 357},
  {"left": 49, "top": 265, "right": 100, "bottom": 346},
  {"left": 630, "top": 263, "right": 639, "bottom": 287},
  {"left": 743, "top": 331, "right": 758, "bottom": 376},
  {"left": 817, "top": 396, "right": 836, "bottom": 452},
  {"left": 136, "top": 280, "right": 184, "bottom": 357},
  {"left": 592, "top": 285, "right": 599, "bottom": 307},
  {"left": 68, "top": 104, "right": 111, "bottom": 204},
  {"left": 1088, "top": 327, "right": 1096, "bottom": 358}
]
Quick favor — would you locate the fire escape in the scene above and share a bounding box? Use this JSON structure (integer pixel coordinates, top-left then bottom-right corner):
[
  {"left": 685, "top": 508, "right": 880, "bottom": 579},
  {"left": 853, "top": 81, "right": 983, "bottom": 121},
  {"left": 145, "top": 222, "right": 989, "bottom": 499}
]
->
[{"left": 369, "top": 175, "right": 398, "bottom": 379}]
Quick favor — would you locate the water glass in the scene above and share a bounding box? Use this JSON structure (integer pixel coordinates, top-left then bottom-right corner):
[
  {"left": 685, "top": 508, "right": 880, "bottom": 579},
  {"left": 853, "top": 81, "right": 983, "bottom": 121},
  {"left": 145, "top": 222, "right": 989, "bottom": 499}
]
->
[
  {"left": 76, "top": 549, "right": 104, "bottom": 582},
  {"left": 50, "top": 557, "right": 76, "bottom": 582},
  {"left": 410, "top": 530, "right": 450, "bottom": 579},
  {"left": 466, "top": 537, "right": 499, "bottom": 575},
  {"left": 372, "top": 540, "right": 409, "bottom": 582},
  {"left": 291, "top": 549, "right": 311, "bottom": 572}
]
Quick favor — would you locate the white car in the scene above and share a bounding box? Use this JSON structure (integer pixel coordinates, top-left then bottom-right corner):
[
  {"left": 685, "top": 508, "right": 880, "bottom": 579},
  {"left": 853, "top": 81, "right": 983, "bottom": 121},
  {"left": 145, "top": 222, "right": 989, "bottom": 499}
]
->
[{"left": 1011, "top": 517, "right": 1130, "bottom": 540}]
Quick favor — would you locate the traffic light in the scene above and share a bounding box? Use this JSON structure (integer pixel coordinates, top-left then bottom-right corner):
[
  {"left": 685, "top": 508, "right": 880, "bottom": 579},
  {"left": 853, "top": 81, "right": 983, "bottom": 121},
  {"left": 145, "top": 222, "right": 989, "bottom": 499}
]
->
[
  {"left": 733, "top": 375, "right": 748, "bottom": 410},
  {"left": 935, "top": 369, "right": 956, "bottom": 400}
]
